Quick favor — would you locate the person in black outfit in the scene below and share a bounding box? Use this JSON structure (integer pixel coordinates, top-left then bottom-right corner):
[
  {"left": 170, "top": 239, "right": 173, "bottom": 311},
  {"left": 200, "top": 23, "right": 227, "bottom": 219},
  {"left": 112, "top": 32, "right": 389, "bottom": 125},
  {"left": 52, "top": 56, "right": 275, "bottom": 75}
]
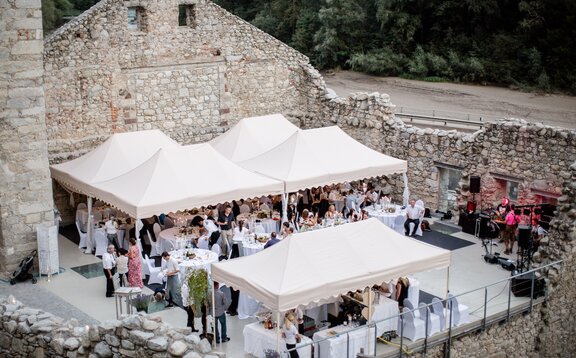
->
[
  {"left": 139, "top": 216, "right": 159, "bottom": 242},
  {"left": 396, "top": 277, "right": 410, "bottom": 309}
]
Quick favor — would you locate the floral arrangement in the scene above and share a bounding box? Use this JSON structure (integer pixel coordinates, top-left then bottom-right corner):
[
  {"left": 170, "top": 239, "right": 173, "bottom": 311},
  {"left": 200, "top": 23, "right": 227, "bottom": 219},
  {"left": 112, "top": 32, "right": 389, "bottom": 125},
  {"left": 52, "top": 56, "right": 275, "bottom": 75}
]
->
[
  {"left": 255, "top": 236, "right": 269, "bottom": 244},
  {"left": 256, "top": 211, "right": 268, "bottom": 219},
  {"left": 187, "top": 269, "right": 209, "bottom": 312},
  {"left": 185, "top": 249, "right": 196, "bottom": 260},
  {"left": 387, "top": 207, "right": 396, "bottom": 213},
  {"left": 132, "top": 294, "right": 151, "bottom": 312}
]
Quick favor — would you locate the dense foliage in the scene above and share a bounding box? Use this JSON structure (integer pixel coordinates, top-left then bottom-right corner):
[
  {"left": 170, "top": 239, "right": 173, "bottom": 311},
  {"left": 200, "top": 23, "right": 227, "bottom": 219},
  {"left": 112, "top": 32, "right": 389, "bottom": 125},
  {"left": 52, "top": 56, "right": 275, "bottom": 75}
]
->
[
  {"left": 40, "top": 0, "right": 575, "bottom": 93},
  {"left": 215, "top": 0, "right": 576, "bottom": 93}
]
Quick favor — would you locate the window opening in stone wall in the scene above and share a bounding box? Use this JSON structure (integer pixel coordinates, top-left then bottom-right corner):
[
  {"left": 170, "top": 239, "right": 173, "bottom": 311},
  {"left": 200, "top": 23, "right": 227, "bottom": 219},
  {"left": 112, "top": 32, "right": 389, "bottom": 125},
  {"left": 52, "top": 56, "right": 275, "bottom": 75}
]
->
[
  {"left": 127, "top": 6, "right": 148, "bottom": 31},
  {"left": 507, "top": 181, "right": 519, "bottom": 202},
  {"left": 178, "top": 4, "right": 196, "bottom": 27},
  {"left": 438, "top": 167, "right": 461, "bottom": 212}
]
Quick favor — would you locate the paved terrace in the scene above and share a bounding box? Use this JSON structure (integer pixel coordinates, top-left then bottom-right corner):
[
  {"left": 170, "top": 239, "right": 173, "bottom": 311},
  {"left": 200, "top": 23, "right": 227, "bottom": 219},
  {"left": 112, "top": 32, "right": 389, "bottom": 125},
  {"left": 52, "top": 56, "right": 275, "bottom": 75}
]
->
[{"left": 2, "top": 219, "right": 540, "bottom": 357}]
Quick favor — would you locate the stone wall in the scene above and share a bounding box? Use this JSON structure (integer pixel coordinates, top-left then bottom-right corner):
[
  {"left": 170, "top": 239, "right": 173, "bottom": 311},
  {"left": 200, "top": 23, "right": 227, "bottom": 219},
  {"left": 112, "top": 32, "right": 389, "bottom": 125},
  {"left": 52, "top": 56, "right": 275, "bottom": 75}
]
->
[
  {"left": 311, "top": 94, "right": 575, "bottom": 215},
  {"left": 0, "top": 0, "right": 55, "bottom": 277},
  {"left": 43, "top": 0, "right": 325, "bottom": 163},
  {"left": 0, "top": 295, "right": 220, "bottom": 358}
]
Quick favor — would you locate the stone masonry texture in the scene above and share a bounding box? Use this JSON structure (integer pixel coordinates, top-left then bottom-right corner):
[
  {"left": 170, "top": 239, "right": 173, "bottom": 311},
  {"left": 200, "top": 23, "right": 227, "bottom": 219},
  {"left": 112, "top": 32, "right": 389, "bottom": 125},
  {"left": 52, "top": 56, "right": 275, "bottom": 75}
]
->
[{"left": 0, "top": 0, "right": 575, "bottom": 356}]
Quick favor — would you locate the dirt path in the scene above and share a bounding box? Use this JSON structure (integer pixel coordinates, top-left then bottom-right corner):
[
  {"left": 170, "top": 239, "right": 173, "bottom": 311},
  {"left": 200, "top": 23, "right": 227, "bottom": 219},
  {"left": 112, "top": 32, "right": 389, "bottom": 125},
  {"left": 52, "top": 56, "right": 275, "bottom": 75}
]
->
[{"left": 323, "top": 71, "right": 576, "bottom": 129}]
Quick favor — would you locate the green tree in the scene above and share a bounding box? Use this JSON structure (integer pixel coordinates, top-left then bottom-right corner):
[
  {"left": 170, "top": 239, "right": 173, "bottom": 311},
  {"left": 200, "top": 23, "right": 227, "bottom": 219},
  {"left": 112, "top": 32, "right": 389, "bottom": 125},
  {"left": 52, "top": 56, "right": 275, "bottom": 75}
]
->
[{"left": 42, "top": 0, "right": 73, "bottom": 33}]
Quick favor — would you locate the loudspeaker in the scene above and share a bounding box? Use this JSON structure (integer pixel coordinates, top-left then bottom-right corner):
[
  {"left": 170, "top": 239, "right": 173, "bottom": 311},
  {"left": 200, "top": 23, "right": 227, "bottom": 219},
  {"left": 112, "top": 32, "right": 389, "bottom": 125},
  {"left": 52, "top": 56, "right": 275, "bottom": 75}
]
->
[
  {"left": 470, "top": 176, "right": 481, "bottom": 193},
  {"left": 511, "top": 272, "right": 545, "bottom": 298},
  {"left": 518, "top": 225, "right": 532, "bottom": 250},
  {"left": 459, "top": 212, "right": 478, "bottom": 235},
  {"left": 499, "top": 258, "right": 516, "bottom": 271},
  {"left": 478, "top": 214, "right": 491, "bottom": 239}
]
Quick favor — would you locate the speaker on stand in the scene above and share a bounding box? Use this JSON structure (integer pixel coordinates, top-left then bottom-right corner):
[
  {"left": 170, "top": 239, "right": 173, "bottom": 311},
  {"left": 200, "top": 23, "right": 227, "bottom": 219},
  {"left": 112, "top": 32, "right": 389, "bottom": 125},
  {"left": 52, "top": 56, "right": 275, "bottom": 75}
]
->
[{"left": 470, "top": 176, "right": 481, "bottom": 194}]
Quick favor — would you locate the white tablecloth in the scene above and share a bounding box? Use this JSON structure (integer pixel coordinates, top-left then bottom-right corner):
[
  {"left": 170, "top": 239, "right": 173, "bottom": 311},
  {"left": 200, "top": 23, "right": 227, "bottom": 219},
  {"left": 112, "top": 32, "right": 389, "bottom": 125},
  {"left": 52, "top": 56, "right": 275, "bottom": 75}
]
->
[
  {"left": 169, "top": 249, "right": 218, "bottom": 279},
  {"left": 371, "top": 296, "right": 400, "bottom": 334},
  {"left": 366, "top": 206, "right": 405, "bottom": 229},
  {"left": 159, "top": 228, "right": 196, "bottom": 252},
  {"left": 237, "top": 236, "right": 267, "bottom": 318},
  {"left": 313, "top": 324, "right": 375, "bottom": 358},
  {"left": 244, "top": 322, "right": 312, "bottom": 358},
  {"left": 257, "top": 219, "right": 281, "bottom": 234},
  {"left": 243, "top": 241, "right": 266, "bottom": 256}
]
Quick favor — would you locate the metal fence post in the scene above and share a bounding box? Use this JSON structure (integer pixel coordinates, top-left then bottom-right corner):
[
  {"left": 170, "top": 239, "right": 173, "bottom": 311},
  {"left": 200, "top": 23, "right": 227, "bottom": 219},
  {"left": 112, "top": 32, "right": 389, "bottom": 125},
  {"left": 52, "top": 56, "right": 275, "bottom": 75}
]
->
[
  {"left": 530, "top": 273, "right": 535, "bottom": 313},
  {"left": 507, "top": 279, "right": 512, "bottom": 322},
  {"left": 483, "top": 287, "right": 488, "bottom": 331},
  {"left": 445, "top": 300, "right": 453, "bottom": 358},
  {"left": 399, "top": 313, "right": 404, "bottom": 358},
  {"left": 424, "top": 306, "right": 429, "bottom": 354}
]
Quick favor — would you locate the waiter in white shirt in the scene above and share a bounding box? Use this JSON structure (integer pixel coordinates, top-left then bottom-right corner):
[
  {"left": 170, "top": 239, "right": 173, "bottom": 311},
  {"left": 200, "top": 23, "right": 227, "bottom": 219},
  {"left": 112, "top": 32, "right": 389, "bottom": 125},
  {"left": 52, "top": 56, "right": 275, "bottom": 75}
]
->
[
  {"left": 161, "top": 251, "right": 182, "bottom": 307},
  {"left": 404, "top": 199, "right": 423, "bottom": 237},
  {"left": 102, "top": 245, "right": 117, "bottom": 297}
]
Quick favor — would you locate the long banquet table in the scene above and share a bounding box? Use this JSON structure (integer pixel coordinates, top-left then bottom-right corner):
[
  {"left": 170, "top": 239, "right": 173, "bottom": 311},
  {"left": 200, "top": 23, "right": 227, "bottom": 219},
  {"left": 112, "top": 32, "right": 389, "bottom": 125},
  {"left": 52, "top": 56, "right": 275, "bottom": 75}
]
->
[
  {"left": 244, "top": 321, "right": 312, "bottom": 358},
  {"left": 313, "top": 324, "right": 376, "bottom": 358}
]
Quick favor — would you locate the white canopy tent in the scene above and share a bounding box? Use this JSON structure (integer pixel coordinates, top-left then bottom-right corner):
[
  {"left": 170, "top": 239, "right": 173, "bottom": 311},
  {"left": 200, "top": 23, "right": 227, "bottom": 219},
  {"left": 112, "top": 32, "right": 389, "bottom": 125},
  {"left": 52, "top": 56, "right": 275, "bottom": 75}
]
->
[
  {"left": 86, "top": 144, "right": 285, "bottom": 219},
  {"left": 209, "top": 113, "right": 300, "bottom": 162},
  {"left": 50, "top": 130, "right": 179, "bottom": 195},
  {"left": 237, "top": 126, "right": 407, "bottom": 193},
  {"left": 212, "top": 218, "right": 450, "bottom": 312}
]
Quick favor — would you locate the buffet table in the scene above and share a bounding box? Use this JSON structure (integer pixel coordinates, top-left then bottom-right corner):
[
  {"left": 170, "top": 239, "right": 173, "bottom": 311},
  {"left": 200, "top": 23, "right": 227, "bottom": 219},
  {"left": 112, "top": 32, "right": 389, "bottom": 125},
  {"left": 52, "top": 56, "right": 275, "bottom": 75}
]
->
[
  {"left": 313, "top": 324, "right": 375, "bottom": 358},
  {"left": 371, "top": 296, "right": 400, "bottom": 334},
  {"left": 244, "top": 321, "right": 312, "bottom": 358}
]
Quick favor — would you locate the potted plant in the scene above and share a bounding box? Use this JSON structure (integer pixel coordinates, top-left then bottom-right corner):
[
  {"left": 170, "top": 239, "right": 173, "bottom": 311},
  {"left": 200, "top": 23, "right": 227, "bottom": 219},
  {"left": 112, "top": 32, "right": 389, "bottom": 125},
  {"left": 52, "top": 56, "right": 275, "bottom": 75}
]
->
[
  {"left": 186, "top": 269, "right": 209, "bottom": 312},
  {"left": 132, "top": 294, "right": 150, "bottom": 313}
]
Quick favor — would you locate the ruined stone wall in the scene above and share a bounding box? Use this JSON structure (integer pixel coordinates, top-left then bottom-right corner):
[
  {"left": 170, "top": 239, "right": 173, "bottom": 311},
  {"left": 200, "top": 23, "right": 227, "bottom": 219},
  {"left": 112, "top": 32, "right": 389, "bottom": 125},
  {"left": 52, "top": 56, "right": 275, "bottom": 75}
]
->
[
  {"left": 311, "top": 95, "right": 575, "bottom": 214},
  {"left": 43, "top": 0, "right": 325, "bottom": 163},
  {"left": 0, "top": 0, "right": 54, "bottom": 277},
  {"left": 0, "top": 295, "right": 219, "bottom": 358}
]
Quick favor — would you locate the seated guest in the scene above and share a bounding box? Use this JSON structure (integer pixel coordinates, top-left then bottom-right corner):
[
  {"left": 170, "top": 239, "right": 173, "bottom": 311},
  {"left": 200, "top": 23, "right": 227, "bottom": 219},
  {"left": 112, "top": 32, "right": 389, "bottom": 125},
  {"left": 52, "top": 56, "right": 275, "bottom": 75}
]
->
[
  {"left": 163, "top": 216, "right": 175, "bottom": 229},
  {"left": 233, "top": 220, "right": 250, "bottom": 239},
  {"left": 281, "top": 222, "right": 291, "bottom": 239},
  {"left": 325, "top": 204, "right": 338, "bottom": 220},
  {"left": 196, "top": 228, "right": 210, "bottom": 250},
  {"left": 239, "top": 199, "right": 251, "bottom": 214},
  {"left": 264, "top": 232, "right": 280, "bottom": 249},
  {"left": 148, "top": 289, "right": 168, "bottom": 313},
  {"left": 378, "top": 193, "right": 391, "bottom": 205},
  {"left": 260, "top": 202, "right": 271, "bottom": 213},
  {"left": 361, "top": 209, "right": 369, "bottom": 220},
  {"left": 299, "top": 209, "right": 315, "bottom": 231},
  {"left": 404, "top": 199, "right": 423, "bottom": 237}
]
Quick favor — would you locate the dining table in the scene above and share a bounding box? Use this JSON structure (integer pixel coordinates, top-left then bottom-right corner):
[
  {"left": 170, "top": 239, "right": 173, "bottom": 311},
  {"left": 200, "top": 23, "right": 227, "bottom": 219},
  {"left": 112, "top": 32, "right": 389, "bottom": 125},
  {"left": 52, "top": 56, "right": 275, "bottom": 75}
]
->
[
  {"left": 244, "top": 321, "right": 313, "bottom": 358},
  {"left": 168, "top": 248, "right": 218, "bottom": 279},
  {"left": 158, "top": 227, "right": 197, "bottom": 252},
  {"left": 365, "top": 205, "right": 406, "bottom": 230}
]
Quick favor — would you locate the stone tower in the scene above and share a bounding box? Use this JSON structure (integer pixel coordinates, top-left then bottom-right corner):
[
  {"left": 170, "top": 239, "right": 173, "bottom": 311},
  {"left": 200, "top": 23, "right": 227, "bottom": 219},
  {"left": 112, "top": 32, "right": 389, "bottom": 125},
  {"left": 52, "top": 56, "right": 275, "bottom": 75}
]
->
[{"left": 0, "top": 0, "right": 54, "bottom": 277}]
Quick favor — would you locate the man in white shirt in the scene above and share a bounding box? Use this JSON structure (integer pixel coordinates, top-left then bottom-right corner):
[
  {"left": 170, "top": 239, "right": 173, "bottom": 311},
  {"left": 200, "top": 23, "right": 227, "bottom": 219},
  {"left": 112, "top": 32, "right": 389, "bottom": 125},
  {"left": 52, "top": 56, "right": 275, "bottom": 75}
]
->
[
  {"left": 239, "top": 199, "right": 251, "bottom": 214},
  {"left": 102, "top": 245, "right": 117, "bottom": 297},
  {"left": 161, "top": 251, "right": 182, "bottom": 307},
  {"left": 404, "top": 199, "right": 423, "bottom": 237},
  {"left": 105, "top": 216, "right": 118, "bottom": 248}
]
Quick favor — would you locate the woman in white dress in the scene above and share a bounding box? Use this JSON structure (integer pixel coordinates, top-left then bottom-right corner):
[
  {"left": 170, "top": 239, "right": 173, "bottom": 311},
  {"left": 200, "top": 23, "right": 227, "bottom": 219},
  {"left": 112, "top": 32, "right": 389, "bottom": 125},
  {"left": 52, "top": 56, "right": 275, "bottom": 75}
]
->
[
  {"left": 282, "top": 312, "right": 301, "bottom": 358},
  {"left": 233, "top": 220, "right": 250, "bottom": 240}
]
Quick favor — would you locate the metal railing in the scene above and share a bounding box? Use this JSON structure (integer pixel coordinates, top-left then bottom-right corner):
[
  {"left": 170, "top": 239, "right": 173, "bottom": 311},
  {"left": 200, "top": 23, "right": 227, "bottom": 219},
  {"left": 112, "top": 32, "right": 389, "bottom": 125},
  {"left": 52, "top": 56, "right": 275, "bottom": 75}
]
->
[
  {"left": 281, "top": 260, "right": 561, "bottom": 358},
  {"left": 394, "top": 107, "right": 501, "bottom": 128}
]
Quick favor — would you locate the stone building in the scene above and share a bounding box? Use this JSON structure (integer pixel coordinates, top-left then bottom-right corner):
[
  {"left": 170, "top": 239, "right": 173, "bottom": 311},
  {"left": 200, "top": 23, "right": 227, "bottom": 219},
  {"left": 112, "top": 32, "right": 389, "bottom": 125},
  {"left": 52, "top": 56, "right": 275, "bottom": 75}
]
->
[{"left": 0, "top": 0, "right": 575, "bottom": 357}]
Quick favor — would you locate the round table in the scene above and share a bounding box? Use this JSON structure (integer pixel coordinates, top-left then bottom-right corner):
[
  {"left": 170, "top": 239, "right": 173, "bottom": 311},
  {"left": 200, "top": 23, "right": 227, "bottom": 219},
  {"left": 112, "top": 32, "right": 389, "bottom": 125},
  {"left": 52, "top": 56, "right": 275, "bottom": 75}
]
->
[
  {"left": 366, "top": 206, "right": 406, "bottom": 229},
  {"left": 169, "top": 248, "right": 218, "bottom": 279},
  {"left": 159, "top": 228, "right": 197, "bottom": 252}
]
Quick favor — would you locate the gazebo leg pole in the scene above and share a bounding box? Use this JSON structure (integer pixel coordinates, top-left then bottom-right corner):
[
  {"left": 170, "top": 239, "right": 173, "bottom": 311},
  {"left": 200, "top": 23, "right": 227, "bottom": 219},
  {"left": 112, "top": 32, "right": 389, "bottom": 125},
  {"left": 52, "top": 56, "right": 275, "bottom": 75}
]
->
[
  {"left": 86, "top": 196, "right": 93, "bottom": 254},
  {"left": 445, "top": 266, "right": 450, "bottom": 296},
  {"left": 276, "top": 311, "right": 281, "bottom": 354},
  {"left": 212, "top": 280, "right": 216, "bottom": 347},
  {"left": 368, "top": 288, "right": 373, "bottom": 354}
]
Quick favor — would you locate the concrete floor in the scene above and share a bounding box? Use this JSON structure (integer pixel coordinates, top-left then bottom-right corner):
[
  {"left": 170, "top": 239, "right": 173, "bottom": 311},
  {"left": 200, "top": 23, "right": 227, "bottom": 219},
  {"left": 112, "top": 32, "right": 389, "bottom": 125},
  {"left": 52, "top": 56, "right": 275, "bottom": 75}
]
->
[{"left": 3, "top": 220, "right": 532, "bottom": 358}]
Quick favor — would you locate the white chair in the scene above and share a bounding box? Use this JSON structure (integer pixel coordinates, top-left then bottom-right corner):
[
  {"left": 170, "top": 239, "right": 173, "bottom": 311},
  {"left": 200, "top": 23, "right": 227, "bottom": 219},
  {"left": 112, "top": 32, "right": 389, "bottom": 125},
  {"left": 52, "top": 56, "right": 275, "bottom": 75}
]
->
[
  {"left": 401, "top": 309, "right": 426, "bottom": 341},
  {"left": 94, "top": 230, "right": 108, "bottom": 257},
  {"left": 144, "top": 254, "right": 164, "bottom": 285},
  {"left": 394, "top": 215, "right": 406, "bottom": 235},
  {"left": 254, "top": 225, "right": 265, "bottom": 234},
  {"left": 403, "top": 298, "right": 419, "bottom": 318},
  {"left": 448, "top": 294, "right": 470, "bottom": 327},
  {"left": 431, "top": 297, "right": 446, "bottom": 331},
  {"left": 76, "top": 221, "right": 88, "bottom": 249},
  {"left": 197, "top": 236, "right": 209, "bottom": 250},
  {"left": 137, "top": 239, "right": 150, "bottom": 277},
  {"left": 143, "top": 230, "right": 161, "bottom": 257},
  {"left": 415, "top": 200, "right": 425, "bottom": 236},
  {"left": 77, "top": 203, "right": 87, "bottom": 210},
  {"left": 211, "top": 244, "right": 222, "bottom": 257},
  {"left": 418, "top": 303, "right": 441, "bottom": 336}
]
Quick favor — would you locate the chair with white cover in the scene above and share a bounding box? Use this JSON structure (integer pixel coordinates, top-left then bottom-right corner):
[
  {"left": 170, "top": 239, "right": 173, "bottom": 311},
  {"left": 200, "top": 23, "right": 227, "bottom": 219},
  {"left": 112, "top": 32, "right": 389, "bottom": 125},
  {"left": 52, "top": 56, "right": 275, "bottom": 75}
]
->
[
  {"left": 448, "top": 294, "right": 470, "bottom": 327},
  {"left": 77, "top": 203, "right": 87, "bottom": 210},
  {"left": 415, "top": 200, "right": 425, "bottom": 236},
  {"left": 211, "top": 244, "right": 222, "bottom": 258},
  {"left": 403, "top": 298, "right": 419, "bottom": 318},
  {"left": 144, "top": 254, "right": 164, "bottom": 285},
  {"left": 76, "top": 221, "right": 88, "bottom": 249},
  {"left": 431, "top": 297, "right": 446, "bottom": 331},
  {"left": 143, "top": 230, "right": 161, "bottom": 257},
  {"left": 394, "top": 215, "right": 406, "bottom": 235},
  {"left": 418, "top": 303, "right": 441, "bottom": 336},
  {"left": 197, "top": 236, "right": 210, "bottom": 250},
  {"left": 94, "top": 230, "right": 108, "bottom": 257},
  {"left": 254, "top": 224, "right": 265, "bottom": 234},
  {"left": 401, "top": 309, "right": 426, "bottom": 341},
  {"left": 137, "top": 239, "right": 150, "bottom": 277}
]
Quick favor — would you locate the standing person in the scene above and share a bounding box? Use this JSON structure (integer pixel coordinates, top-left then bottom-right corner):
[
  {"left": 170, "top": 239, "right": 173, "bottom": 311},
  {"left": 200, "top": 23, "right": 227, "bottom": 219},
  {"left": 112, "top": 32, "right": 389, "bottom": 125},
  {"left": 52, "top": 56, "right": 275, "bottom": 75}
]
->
[
  {"left": 115, "top": 248, "right": 128, "bottom": 287},
  {"left": 102, "top": 245, "right": 117, "bottom": 297},
  {"left": 404, "top": 199, "right": 423, "bottom": 237},
  {"left": 161, "top": 251, "right": 182, "bottom": 307},
  {"left": 217, "top": 205, "right": 235, "bottom": 257},
  {"left": 127, "top": 238, "right": 143, "bottom": 288},
  {"left": 213, "top": 281, "right": 231, "bottom": 344},
  {"left": 105, "top": 216, "right": 118, "bottom": 248},
  {"left": 264, "top": 232, "right": 281, "bottom": 249},
  {"left": 282, "top": 312, "right": 301, "bottom": 358},
  {"left": 181, "top": 280, "right": 199, "bottom": 332},
  {"left": 503, "top": 208, "right": 519, "bottom": 255}
]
